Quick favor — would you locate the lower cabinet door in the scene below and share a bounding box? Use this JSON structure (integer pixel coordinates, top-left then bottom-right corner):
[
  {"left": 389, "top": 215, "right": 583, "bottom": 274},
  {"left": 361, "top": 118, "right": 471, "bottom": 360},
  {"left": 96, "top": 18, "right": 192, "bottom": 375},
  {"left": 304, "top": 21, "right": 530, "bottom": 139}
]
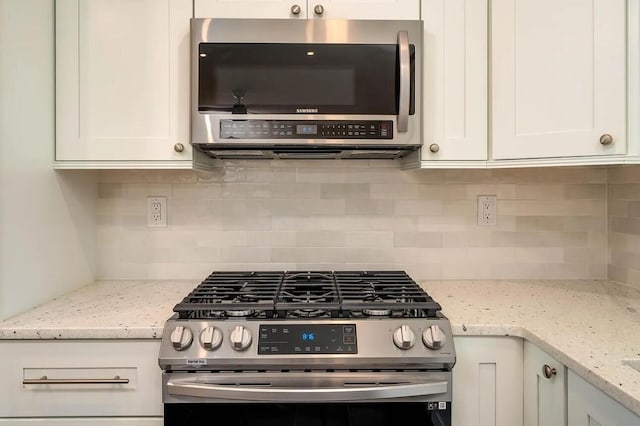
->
[
  {"left": 452, "top": 336, "right": 524, "bottom": 426},
  {"left": 524, "top": 341, "right": 567, "bottom": 426},
  {"left": 568, "top": 370, "right": 640, "bottom": 426},
  {"left": 0, "top": 419, "right": 163, "bottom": 425}
]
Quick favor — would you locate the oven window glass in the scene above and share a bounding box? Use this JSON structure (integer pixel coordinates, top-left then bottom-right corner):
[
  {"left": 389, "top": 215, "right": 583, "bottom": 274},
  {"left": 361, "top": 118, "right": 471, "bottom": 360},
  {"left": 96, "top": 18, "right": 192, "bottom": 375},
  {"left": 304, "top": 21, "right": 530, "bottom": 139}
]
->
[
  {"left": 165, "top": 403, "right": 450, "bottom": 426},
  {"left": 198, "top": 43, "right": 415, "bottom": 115}
]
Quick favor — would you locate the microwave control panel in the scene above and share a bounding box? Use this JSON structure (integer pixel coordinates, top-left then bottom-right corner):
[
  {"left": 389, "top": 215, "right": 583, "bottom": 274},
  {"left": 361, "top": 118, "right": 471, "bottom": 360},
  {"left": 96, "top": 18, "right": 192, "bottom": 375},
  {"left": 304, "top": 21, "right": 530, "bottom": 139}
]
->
[{"left": 220, "top": 120, "right": 393, "bottom": 140}]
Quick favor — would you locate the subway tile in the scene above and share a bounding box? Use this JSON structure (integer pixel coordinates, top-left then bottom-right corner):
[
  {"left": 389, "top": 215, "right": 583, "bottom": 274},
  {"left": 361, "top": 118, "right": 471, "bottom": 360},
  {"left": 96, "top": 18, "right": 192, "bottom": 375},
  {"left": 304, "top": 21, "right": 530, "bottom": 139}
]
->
[
  {"left": 516, "top": 216, "right": 564, "bottom": 232},
  {"left": 271, "top": 183, "right": 322, "bottom": 199},
  {"left": 562, "top": 216, "right": 604, "bottom": 232},
  {"left": 628, "top": 201, "right": 640, "bottom": 217},
  {"left": 607, "top": 165, "right": 640, "bottom": 183},
  {"left": 564, "top": 184, "right": 606, "bottom": 199},
  {"left": 370, "top": 183, "right": 419, "bottom": 199},
  {"left": 515, "top": 184, "right": 565, "bottom": 200},
  {"left": 418, "top": 215, "right": 474, "bottom": 232},
  {"left": 607, "top": 198, "right": 628, "bottom": 217},
  {"left": 465, "top": 184, "right": 516, "bottom": 200},
  {"left": 98, "top": 183, "right": 122, "bottom": 199},
  {"left": 220, "top": 247, "right": 271, "bottom": 263},
  {"left": 245, "top": 231, "right": 296, "bottom": 248},
  {"left": 611, "top": 217, "right": 640, "bottom": 235},
  {"left": 564, "top": 247, "right": 604, "bottom": 264},
  {"left": 346, "top": 199, "right": 394, "bottom": 216},
  {"left": 296, "top": 231, "right": 346, "bottom": 247},
  {"left": 442, "top": 230, "right": 492, "bottom": 247},
  {"left": 394, "top": 199, "right": 443, "bottom": 216},
  {"left": 345, "top": 231, "right": 394, "bottom": 248},
  {"left": 609, "top": 183, "right": 640, "bottom": 200},
  {"left": 173, "top": 183, "right": 222, "bottom": 200},
  {"left": 393, "top": 232, "right": 443, "bottom": 248},
  {"left": 418, "top": 184, "right": 467, "bottom": 200},
  {"left": 321, "top": 183, "right": 370, "bottom": 199}
]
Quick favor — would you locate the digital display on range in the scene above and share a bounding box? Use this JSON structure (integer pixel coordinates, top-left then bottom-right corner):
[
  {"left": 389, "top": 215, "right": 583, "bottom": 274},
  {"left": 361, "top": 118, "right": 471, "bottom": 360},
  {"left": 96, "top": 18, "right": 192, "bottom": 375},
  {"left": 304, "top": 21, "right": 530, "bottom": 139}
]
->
[
  {"left": 258, "top": 324, "right": 357, "bottom": 355},
  {"left": 296, "top": 124, "right": 317, "bottom": 135}
]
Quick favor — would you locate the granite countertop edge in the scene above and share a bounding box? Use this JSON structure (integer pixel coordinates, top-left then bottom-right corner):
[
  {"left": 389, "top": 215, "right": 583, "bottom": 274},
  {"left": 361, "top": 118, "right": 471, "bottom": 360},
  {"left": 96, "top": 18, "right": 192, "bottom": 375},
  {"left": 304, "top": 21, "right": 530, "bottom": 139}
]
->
[{"left": 0, "top": 278, "right": 638, "bottom": 417}]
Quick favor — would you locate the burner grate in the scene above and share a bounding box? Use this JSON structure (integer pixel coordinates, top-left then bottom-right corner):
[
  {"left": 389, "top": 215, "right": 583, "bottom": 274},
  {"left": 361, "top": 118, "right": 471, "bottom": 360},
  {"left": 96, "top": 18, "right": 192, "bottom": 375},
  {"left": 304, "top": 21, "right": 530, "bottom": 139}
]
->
[{"left": 173, "top": 270, "right": 441, "bottom": 319}]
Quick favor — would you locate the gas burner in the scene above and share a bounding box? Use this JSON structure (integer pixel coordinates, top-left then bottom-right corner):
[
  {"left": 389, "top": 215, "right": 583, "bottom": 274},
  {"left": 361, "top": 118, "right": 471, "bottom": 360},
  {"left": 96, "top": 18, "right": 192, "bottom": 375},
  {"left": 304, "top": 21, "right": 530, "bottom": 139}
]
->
[
  {"left": 290, "top": 308, "right": 330, "bottom": 319},
  {"left": 226, "top": 309, "right": 255, "bottom": 317},
  {"left": 362, "top": 308, "right": 392, "bottom": 317},
  {"left": 281, "top": 290, "right": 334, "bottom": 304}
]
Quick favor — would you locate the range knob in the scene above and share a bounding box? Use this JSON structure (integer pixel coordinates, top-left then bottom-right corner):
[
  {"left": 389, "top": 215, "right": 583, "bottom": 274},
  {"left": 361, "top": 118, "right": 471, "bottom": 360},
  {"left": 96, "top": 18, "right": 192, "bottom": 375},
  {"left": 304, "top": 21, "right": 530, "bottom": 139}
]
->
[
  {"left": 229, "top": 325, "right": 252, "bottom": 351},
  {"left": 393, "top": 325, "right": 416, "bottom": 350},
  {"left": 170, "top": 325, "right": 193, "bottom": 351},
  {"left": 422, "top": 325, "right": 445, "bottom": 350},
  {"left": 199, "top": 326, "right": 223, "bottom": 351}
]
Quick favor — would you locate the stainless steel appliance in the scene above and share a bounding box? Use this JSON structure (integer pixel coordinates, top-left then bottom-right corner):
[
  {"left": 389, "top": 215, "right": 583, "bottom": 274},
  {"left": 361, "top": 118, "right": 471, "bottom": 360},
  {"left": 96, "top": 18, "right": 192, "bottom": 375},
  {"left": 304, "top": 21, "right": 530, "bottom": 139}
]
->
[
  {"left": 190, "top": 19, "right": 422, "bottom": 159},
  {"left": 159, "top": 271, "right": 455, "bottom": 425}
]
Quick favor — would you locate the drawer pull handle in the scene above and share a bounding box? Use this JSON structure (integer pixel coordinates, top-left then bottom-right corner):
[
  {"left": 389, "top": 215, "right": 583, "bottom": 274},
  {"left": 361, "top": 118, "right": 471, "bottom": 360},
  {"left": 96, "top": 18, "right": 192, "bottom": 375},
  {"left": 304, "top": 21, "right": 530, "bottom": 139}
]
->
[{"left": 23, "top": 375, "right": 129, "bottom": 385}]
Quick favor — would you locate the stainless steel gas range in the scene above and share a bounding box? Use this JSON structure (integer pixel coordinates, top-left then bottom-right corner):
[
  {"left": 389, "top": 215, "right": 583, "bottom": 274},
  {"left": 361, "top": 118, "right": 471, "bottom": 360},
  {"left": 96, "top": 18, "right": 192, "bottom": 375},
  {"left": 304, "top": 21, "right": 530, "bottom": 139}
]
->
[{"left": 158, "top": 271, "right": 456, "bottom": 426}]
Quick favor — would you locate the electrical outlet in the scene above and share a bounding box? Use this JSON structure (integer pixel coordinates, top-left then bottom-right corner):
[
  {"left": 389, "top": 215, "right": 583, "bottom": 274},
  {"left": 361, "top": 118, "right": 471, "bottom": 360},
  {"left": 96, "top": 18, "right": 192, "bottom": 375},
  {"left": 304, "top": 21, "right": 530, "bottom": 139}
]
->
[
  {"left": 147, "top": 196, "right": 167, "bottom": 227},
  {"left": 477, "top": 195, "right": 497, "bottom": 226}
]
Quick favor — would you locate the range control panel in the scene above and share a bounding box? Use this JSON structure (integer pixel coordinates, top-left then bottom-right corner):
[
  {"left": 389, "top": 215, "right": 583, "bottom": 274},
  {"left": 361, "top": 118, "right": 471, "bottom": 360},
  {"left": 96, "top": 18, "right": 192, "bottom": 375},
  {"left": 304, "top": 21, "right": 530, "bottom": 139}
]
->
[
  {"left": 258, "top": 324, "right": 357, "bottom": 355},
  {"left": 220, "top": 120, "right": 393, "bottom": 140}
]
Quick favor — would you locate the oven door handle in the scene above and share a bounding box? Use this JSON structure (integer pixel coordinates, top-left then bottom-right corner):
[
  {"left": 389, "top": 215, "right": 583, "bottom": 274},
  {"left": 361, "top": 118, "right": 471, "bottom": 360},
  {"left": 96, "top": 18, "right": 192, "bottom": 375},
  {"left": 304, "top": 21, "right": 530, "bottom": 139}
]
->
[
  {"left": 397, "top": 30, "right": 410, "bottom": 133},
  {"left": 166, "top": 379, "right": 448, "bottom": 402}
]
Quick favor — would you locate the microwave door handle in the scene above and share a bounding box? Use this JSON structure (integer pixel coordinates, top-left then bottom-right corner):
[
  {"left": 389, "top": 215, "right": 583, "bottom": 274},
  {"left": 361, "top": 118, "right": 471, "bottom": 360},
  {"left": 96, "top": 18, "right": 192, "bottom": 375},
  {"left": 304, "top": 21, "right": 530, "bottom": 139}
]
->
[
  {"left": 397, "top": 30, "right": 410, "bottom": 133},
  {"left": 166, "top": 380, "right": 448, "bottom": 402}
]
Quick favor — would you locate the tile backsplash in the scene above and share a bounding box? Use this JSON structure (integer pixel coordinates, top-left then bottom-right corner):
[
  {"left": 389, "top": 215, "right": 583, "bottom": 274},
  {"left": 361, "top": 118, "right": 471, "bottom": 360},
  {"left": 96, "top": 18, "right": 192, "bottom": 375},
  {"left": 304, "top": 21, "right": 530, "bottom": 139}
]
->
[
  {"left": 608, "top": 166, "right": 640, "bottom": 289},
  {"left": 97, "top": 161, "right": 607, "bottom": 281}
]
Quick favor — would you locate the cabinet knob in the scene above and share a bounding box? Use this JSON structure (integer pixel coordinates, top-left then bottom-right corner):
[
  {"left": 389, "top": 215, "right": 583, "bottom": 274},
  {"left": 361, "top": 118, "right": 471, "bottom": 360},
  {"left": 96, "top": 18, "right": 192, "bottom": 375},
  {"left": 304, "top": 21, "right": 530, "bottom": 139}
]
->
[
  {"left": 314, "top": 4, "right": 324, "bottom": 15},
  {"left": 429, "top": 143, "right": 440, "bottom": 153},
  {"left": 542, "top": 364, "right": 557, "bottom": 379},
  {"left": 174, "top": 143, "right": 185, "bottom": 153},
  {"left": 599, "top": 134, "right": 613, "bottom": 145},
  {"left": 291, "top": 4, "right": 302, "bottom": 15}
]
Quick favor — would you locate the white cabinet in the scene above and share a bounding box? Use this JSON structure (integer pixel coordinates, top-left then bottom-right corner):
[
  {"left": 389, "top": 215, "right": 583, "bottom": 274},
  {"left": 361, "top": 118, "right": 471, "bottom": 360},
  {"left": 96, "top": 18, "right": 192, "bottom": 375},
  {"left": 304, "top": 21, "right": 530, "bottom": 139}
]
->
[
  {"left": 0, "top": 340, "right": 162, "bottom": 420},
  {"left": 524, "top": 341, "right": 567, "bottom": 426},
  {"left": 194, "top": 0, "right": 418, "bottom": 19},
  {"left": 491, "top": 0, "right": 627, "bottom": 160},
  {"left": 568, "top": 370, "right": 640, "bottom": 426},
  {"left": 420, "top": 0, "right": 487, "bottom": 164},
  {"left": 55, "top": 0, "right": 193, "bottom": 168},
  {"left": 452, "top": 336, "right": 524, "bottom": 426}
]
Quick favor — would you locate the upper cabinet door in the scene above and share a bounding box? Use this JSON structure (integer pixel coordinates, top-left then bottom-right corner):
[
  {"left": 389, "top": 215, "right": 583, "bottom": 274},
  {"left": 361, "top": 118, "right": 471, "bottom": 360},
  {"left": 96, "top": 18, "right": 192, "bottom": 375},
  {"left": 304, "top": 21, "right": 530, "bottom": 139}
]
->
[
  {"left": 194, "top": 1, "right": 304, "bottom": 18},
  {"left": 195, "top": 0, "right": 419, "bottom": 19},
  {"left": 491, "top": 0, "right": 627, "bottom": 160},
  {"left": 314, "top": 0, "right": 419, "bottom": 19},
  {"left": 421, "top": 0, "right": 488, "bottom": 161},
  {"left": 56, "top": 0, "right": 192, "bottom": 163}
]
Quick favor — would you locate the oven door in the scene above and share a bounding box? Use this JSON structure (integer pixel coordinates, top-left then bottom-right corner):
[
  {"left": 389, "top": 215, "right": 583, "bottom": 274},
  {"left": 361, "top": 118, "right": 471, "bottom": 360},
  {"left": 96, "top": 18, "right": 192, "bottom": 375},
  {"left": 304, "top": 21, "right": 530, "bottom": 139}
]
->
[{"left": 163, "top": 371, "right": 451, "bottom": 426}]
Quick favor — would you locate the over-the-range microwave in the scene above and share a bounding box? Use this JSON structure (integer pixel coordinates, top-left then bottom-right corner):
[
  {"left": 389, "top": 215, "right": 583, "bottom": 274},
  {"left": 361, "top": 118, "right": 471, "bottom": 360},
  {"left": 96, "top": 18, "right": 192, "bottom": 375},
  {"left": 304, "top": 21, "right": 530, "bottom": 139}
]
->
[{"left": 191, "top": 18, "right": 422, "bottom": 160}]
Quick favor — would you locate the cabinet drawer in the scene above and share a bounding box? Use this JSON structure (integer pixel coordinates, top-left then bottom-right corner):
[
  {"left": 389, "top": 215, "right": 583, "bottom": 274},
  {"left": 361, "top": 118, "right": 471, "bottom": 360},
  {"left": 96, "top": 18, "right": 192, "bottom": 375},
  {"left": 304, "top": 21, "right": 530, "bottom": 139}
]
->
[{"left": 0, "top": 340, "right": 162, "bottom": 417}]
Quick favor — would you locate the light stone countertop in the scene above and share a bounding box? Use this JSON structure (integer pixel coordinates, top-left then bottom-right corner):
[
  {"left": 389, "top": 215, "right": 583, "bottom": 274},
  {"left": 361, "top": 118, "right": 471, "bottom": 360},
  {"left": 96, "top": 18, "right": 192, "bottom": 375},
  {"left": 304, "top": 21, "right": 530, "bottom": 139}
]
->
[
  {"left": 420, "top": 279, "right": 640, "bottom": 419},
  {"left": 0, "top": 280, "right": 199, "bottom": 340},
  {"left": 0, "top": 279, "right": 639, "bottom": 417}
]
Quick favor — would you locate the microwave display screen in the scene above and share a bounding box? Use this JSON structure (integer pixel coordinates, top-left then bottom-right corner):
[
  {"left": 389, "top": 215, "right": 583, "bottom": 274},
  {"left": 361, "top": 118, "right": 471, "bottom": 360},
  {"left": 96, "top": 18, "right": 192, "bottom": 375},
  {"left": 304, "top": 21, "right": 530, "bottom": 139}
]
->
[
  {"left": 296, "top": 124, "right": 317, "bottom": 135},
  {"left": 198, "top": 43, "right": 415, "bottom": 116}
]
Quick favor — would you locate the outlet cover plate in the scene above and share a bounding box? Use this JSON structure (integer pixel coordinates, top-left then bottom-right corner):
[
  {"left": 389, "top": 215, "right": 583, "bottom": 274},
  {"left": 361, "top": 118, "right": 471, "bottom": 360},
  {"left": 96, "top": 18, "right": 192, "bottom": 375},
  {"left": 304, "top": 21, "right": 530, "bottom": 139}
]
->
[
  {"left": 477, "top": 195, "right": 496, "bottom": 226},
  {"left": 147, "top": 196, "right": 167, "bottom": 227}
]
